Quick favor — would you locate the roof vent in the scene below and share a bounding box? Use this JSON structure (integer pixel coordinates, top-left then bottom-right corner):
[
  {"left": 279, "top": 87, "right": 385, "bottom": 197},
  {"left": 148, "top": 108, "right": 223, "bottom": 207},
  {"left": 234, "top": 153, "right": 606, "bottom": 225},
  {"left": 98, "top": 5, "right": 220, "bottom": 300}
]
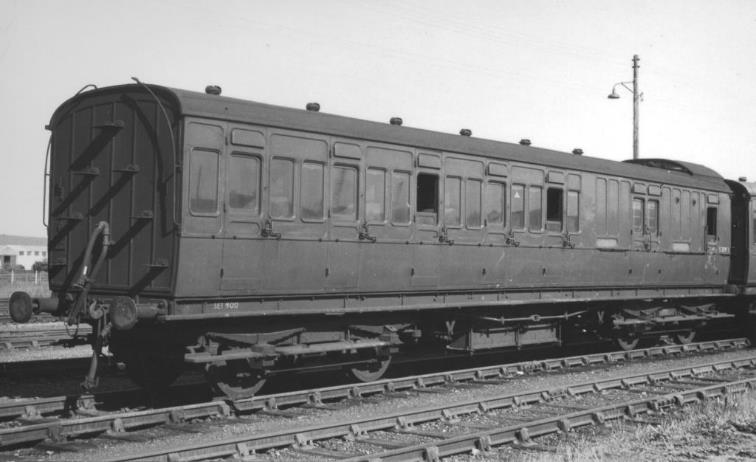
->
[
  {"left": 519, "top": 138, "right": 531, "bottom": 146},
  {"left": 205, "top": 85, "right": 222, "bottom": 96},
  {"left": 306, "top": 102, "right": 320, "bottom": 112},
  {"left": 459, "top": 128, "right": 472, "bottom": 137},
  {"left": 739, "top": 176, "right": 748, "bottom": 182},
  {"left": 624, "top": 159, "right": 693, "bottom": 175},
  {"left": 390, "top": 117, "right": 403, "bottom": 126},
  {"left": 572, "top": 148, "right": 583, "bottom": 155}
]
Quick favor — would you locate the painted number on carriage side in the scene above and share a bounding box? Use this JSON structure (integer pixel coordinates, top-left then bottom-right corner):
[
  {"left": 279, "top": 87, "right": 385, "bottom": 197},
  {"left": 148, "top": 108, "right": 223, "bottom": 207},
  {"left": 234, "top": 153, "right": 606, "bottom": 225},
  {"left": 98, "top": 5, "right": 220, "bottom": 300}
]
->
[{"left": 213, "top": 302, "right": 239, "bottom": 310}]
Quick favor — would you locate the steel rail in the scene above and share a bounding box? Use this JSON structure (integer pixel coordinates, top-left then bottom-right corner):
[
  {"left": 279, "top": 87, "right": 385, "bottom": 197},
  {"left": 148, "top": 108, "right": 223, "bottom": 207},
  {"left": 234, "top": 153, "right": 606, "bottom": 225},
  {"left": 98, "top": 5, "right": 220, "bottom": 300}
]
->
[
  {"left": 0, "top": 358, "right": 92, "bottom": 378},
  {"left": 0, "top": 299, "right": 9, "bottom": 323},
  {"left": 0, "top": 327, "right": 90, "bottom": 350},
  {"left": 229, "top": 338, "right": 747, "bottom": 413},
  {"left": 344, "top": 375, "right": 756, "bottom": 462},
  {"left": 0, "top": 338, "right": 750, "bottom": 434},
  {"left": 105, "top": 355, "right": 756, "bottom": 462},
  {"left": 0, "top": 337, "right": 745, "bottom": 448}
]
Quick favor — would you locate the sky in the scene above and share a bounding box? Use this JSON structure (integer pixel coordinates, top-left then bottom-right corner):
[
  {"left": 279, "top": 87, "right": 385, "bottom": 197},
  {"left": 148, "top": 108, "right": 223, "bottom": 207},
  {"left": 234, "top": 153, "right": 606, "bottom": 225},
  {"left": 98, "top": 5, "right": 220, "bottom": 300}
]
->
[{"left": 1, "top": 0, "right": 755, "bottom": 237}]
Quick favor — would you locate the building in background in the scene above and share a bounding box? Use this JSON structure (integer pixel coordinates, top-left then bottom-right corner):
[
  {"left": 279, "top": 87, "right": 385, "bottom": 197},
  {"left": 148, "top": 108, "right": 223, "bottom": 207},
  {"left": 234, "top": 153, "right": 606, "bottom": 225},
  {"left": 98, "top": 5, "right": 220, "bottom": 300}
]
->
[{"left": 0, "top": 235, "right": 47, "bottom": 270}]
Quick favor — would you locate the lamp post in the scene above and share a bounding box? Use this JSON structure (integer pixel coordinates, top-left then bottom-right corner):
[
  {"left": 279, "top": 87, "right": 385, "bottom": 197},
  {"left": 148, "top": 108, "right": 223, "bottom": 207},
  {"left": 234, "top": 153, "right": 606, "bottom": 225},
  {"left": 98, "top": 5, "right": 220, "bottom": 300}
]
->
[{"left": 608, "top": 54, "right": 640, "bottom": 160}]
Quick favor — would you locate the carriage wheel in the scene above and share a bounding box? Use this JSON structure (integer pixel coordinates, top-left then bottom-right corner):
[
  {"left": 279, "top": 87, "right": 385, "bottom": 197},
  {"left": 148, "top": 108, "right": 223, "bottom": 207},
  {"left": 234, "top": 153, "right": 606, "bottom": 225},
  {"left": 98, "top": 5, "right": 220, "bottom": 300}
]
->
[
  {"left": 121, "top": 347, "right": 184, "bottom": 391},
  {"left": 348, "top": 356, "right": 391, "bottom": 382},
  {"left": 615, "top": 335, "right": 640, "bottom": 351},
  {"left": 675, "top": 330, "right": 696, "bottom": 344},
  {"left": 204, "top": 354, "right": 267, "bottom": 400}
]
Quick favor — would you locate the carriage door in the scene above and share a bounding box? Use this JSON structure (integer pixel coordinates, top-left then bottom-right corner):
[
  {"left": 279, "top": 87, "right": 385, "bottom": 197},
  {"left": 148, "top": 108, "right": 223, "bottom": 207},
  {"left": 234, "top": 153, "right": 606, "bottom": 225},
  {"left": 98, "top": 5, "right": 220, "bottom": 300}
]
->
[
  {"left": 749, "top": 198, "right": 756, "bottom": 285},
  {"left": 265, "top": 133, "right": 329, "bottom": 291},
  {"left": 183, "top": 121, "right": 224, "bottom": 293},
  {"left": 412, "top": 152, "right": 442, "bottom": 287},
  {"left": 725, "top": 180, "right": 749, "bottom": 285},
  {"left": 327, "top": 142, "right": 362, "bottom": 289},
  {"left": 185, "top": 121, "right": 224, "bottom": 235},
  {"left": 630, "top": 184, "right": 660, "bottom": 252},
  {"left": 441, "top": 157, "right": 485, "bottom": 286},
  {"left": 219, "top": 127, "right": 265, "bottom": 293},
  {"left": 704, "top": 194, "right": 724, "bottom": 284},
  {"left": 443, "top": 157, "right": 485, "bottom": 244},
  {"left": 360, "top": 146, "right": 414, "bottom": 289}
]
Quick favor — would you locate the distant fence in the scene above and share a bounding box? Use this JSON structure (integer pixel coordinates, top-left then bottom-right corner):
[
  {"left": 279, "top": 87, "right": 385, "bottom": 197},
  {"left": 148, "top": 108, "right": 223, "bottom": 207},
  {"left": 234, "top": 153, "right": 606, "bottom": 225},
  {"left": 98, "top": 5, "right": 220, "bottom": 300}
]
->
[{"left": 0, "top": 270, "right": 49, "bottom": 286}]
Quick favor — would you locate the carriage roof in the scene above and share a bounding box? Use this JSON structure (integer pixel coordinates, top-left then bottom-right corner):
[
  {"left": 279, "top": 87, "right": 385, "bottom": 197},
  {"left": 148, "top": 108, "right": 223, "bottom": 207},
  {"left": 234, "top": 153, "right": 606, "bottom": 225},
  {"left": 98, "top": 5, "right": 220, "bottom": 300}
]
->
[{"left": 57, "top": 84, "right": 732, "bottom": 194}]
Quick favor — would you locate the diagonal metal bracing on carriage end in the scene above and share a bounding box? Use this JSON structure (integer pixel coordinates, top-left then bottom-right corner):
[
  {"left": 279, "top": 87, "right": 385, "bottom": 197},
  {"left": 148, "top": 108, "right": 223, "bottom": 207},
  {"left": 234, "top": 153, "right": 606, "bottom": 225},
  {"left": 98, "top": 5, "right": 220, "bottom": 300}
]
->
[{"left": 105, "top": 355, "right": 756, "bottom": 462}]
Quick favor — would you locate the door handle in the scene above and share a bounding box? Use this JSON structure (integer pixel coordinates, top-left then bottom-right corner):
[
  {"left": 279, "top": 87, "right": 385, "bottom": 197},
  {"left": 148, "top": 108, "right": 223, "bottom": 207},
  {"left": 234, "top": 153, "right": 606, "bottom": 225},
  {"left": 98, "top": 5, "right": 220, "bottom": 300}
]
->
[
  {"left": 261, "top": 217, "right": 281, "bottom": 239},
  {"left": 437, "top": 226, "right": 454, "bottom": 245},
  {"left": 358, "top": 220, "right": 376, "bottom": 242}
]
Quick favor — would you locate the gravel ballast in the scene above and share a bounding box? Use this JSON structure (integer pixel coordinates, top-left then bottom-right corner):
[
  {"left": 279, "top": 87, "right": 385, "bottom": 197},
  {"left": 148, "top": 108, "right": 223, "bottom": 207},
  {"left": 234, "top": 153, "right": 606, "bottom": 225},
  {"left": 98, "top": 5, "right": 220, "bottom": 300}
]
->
[{"left": 3, "top": 346, "right": 755, "bottom": 461}]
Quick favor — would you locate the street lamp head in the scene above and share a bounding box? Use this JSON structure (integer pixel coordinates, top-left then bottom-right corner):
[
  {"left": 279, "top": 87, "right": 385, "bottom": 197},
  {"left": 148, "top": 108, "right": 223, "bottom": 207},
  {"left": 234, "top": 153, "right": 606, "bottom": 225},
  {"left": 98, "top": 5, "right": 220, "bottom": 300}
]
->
[{"left": 607, "top": 55, "right": 639, "bottom": 160}]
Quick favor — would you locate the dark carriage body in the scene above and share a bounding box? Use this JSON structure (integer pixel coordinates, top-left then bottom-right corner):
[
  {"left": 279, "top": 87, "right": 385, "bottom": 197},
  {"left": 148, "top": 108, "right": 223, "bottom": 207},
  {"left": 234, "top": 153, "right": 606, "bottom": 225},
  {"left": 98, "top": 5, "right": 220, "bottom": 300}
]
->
[
  {"left": 19, "top": 82, "right": 756, "bottom": 395},
  {"left": 47, "top": 86, "right": 179, "bottom": 299},
  {"left": 50, "top": 84, "right": 738, "bottom": 307}
]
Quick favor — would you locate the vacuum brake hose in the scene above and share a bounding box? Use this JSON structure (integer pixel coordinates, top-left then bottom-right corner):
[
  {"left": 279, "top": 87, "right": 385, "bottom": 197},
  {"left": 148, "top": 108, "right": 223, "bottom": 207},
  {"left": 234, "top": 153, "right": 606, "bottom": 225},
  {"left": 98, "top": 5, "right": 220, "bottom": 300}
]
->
[
  {"left": 68, "top": 221, "right": 110, "bottom": 325},
  {"left": 72, "top": 221, "right": 111, "bottom": 391}
]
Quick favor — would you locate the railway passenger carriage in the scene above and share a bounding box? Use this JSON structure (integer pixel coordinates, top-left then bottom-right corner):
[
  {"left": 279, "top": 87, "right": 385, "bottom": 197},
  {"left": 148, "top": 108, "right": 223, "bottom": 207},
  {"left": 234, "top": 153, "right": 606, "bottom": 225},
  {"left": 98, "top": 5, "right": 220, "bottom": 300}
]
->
[{"left": 10, "top": 82, "right": 756, "bottom": 397}]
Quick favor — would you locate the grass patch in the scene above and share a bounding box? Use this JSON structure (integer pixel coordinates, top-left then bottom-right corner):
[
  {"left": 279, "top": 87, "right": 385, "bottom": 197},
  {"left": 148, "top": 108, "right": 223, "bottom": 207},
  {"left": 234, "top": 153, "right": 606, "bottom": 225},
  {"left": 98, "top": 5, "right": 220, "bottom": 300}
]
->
[{"left": 507, "top": 391, "right": 756, "bottom": 461}]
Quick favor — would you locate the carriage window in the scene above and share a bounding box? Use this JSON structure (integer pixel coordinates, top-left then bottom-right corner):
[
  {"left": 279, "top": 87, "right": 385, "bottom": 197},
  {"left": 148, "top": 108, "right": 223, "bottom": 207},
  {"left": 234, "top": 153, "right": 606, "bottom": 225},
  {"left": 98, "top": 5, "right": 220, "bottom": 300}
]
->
[
  {"left": 681, "top": 190, "right": 690, "bottom": 235},
  {"left": 632, "top": 198, "right": 644, "bottom": 233},
  {"left": 608, "top": 180, "right": 619, "bottom": 235},
  {"left": 546, "top": 187, "right": 563, "bottom": 231},
  {"left": 332, "top": 165, "right": 358, "bottom": 221},
  {"left": 485, "top": 182, "right": 506, "bottom": 227},
  {"left": 228, "top": 154, "right": 260, "bottom": 214},
  {"left": 270, "top": 158, "right": 295, "bottom": 219},
  {"left": 647, "top": 199, "right": 659, "bottom": 234},
  {"left": 366, "top": 168, "right": 386, "bottom": 222},
  {"left": 690, "top": 192, "right": 701, "bottom": 234},
  {"left": 596, "top": 179, "right": 606, "bottom": 235},
  {"left": 567, "top": 191, "right": 579, "bottom": 232},
  {"left": 391, "top": 171, "right": 411, "bottom": 224},
  {"left": 417, "top": 173, "right": 439, "bottom": 225},
  {"left": 512, "top": 184, "right": 525, "bottom": 229},
  {"left": 444, "top": 176, "right": 461, "bottom": 226},
  {"left": 189, "top": 149, "right": 219, "bottom": 215},
  {"left": 672, "top": 189, "right": 682, "bottom": 239},
  {"left": 706, "top": 207, "right": 717, "bottom": 237},
  {"left": 301, "top": 162, "right": 324, "bottom": 220},
  {"left": 417, "top": 173, "right": 438, "bottom": 213},
  {"left": 528, "top": 186, "right": 543, "bottom": 231},
  {"left": 466, "top": 179, "right": 482, "bottom": 228}
]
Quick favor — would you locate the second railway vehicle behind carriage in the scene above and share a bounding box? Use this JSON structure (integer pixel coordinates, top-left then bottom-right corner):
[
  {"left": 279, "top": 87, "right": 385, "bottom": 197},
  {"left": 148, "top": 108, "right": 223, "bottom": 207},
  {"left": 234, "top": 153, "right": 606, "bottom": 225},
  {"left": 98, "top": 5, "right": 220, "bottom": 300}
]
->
[{"left": 9, "top": 82, "right": 756, "bottom": 398}]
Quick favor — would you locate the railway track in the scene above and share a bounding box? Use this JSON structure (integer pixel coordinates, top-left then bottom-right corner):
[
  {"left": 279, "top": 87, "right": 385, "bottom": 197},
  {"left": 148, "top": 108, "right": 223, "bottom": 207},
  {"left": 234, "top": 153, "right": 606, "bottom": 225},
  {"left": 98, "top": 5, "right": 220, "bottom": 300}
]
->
[
  {"left": 0, "top": 299, "right": 8, "bottom": 323},
  {"left": 0, "top": 337, "right": 748, "bottom": 454},
  {"left": 108, "top": 352, "right": 756, "bottom": 461},
  {"left": 0, "top": 322, "right": 90, "bottom": 350}
]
